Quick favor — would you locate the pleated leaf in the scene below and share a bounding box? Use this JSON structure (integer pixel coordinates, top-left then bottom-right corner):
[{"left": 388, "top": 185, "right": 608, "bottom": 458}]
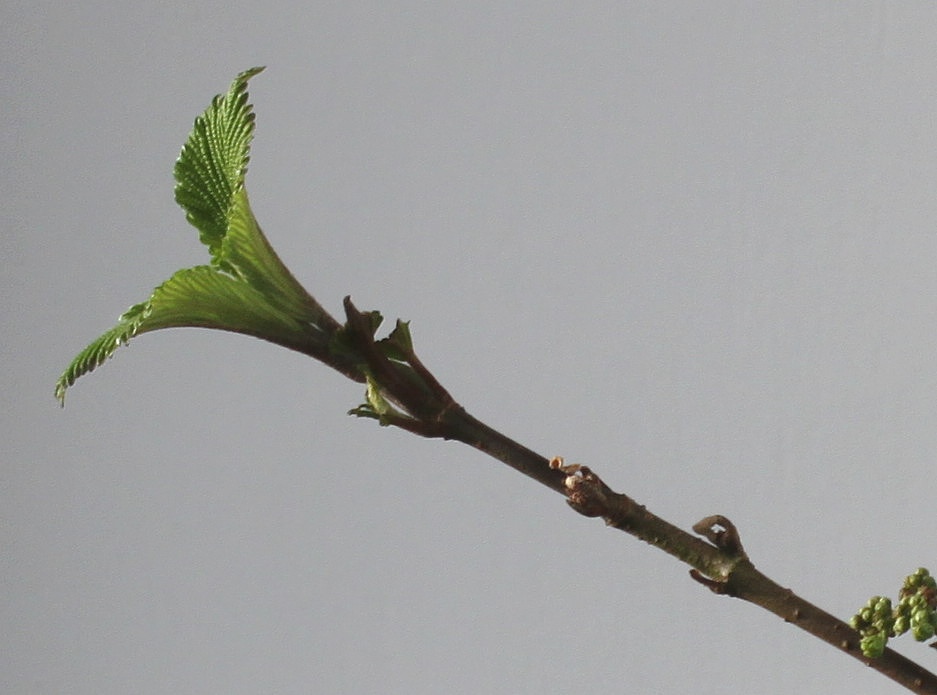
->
[
  {"left": 222, "top": 188, "right": 334, "bottom": 329},
  {"left": 54, "top": 266, "right": 317, "bottom": 404},
  {"left": 174, "top": 66, "right": 264, "bottom": 268},
  {"left": 56, "top": 68, "right": 336, "bottom": 404}
]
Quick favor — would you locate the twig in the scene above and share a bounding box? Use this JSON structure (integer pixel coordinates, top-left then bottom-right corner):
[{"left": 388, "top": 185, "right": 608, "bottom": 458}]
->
[{"left": 322, "top": 297, "right": 937, "bottom": 692}]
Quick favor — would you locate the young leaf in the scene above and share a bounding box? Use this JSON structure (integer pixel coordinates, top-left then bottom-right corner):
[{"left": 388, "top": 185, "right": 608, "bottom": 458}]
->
[
  {"left": 378, "top": 319, "right": 414, "bottom": 361},
  {"left": 55, "top": 301, "right": 151, "bottom": 404},
  {"left": 54, "top": 265, "right": 322, "bottom": 404},
  {"left": 56, "top": 68, "right": 339, "bottom": 404},
  {"left": 222, "top": 188, "right": 336, "bottom": 331},
  {"left": 174, "top": 66, "right": 264, "bottom": 267}
]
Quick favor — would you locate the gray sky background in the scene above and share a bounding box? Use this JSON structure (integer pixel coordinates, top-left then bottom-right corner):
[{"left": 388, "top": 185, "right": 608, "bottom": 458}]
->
[{"left": 4, "top": 3, "right": 936, "bottom": 693}]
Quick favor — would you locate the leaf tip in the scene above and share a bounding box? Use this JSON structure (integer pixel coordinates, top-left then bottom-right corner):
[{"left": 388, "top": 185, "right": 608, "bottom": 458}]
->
[
  {"left": 54, "top": 380, "right": 67, "bottom": 407},
  {"left": 238, "top": 66, "right": 266, "bottom": 80}
]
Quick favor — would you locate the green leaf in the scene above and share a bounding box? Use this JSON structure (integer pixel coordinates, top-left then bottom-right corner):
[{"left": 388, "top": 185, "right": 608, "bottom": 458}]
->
[
  {"left": 378, "top": 319, "right": 413, "bottom": 361},
  {"left": 55, "top": 301, "right": 151, "bottom": 404},
  {"left": 365, "top": 374, "right": 392, "bottom": 418},
  {"left": 174, "top": 66, "right": 264, "bottom": 268},
  {"left": 346, "top": 374, "right": 411, "bottom": 426},
  {"left": 56, "top": 68, "right": 346, "bottom": 404},
  {"left": 222, "top": 188, "right": 334, "bottom": 329},
  {"left": 55, "top": 265, "right": 318, "bottom": 404}
]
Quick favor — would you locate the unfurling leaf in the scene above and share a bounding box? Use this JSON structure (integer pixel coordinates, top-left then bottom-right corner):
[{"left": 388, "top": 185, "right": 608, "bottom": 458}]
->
[
  {"left": 56, "top": 68, "right": 339, "bottom": 404},
  {"left": 378, "top": 320, "right": 414, "bottom": 362},
  {"left": 174, "top": 66, "right": 264, "bottom": 267}
]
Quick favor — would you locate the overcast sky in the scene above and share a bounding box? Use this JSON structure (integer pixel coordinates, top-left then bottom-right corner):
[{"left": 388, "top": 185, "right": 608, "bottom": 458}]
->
[{"left": 4, "top": 3, "right": 936, "bottom": 693}]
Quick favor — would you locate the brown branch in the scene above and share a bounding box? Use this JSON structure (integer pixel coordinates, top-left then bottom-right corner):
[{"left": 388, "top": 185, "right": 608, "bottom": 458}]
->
[
  {"left": 321, "top": 298, "right": 937, "bottom": 693},
  {"left": 548, "top": 461, "right": 937, "bottom": 693}
]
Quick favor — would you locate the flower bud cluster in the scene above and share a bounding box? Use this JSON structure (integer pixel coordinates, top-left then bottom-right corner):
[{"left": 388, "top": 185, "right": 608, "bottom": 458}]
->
[
  {"left": 851, "top": 596, "right": 893, "bottom": 658},
  {"left": 896, "top": 568, "right": 937, "bottom": 642},
  {"left": 851, "top": 568, "right": 936, "bottom": 658}
]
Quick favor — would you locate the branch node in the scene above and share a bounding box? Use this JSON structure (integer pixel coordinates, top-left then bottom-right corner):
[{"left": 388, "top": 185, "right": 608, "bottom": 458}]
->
[{"left": 551, "top": 457, "right": 612, "bottom": 518}]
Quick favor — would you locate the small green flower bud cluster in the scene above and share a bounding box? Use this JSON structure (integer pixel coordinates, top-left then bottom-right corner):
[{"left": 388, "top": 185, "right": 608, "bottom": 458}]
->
[
  {"left": 851, "top": 568, "right": 937, "bottom": 658},
  {"left": 851, "top": 596, "right": 893, "bottom": 658},
  {"left": 897, "top": 568, "right": 937, "bottom": 642}
]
